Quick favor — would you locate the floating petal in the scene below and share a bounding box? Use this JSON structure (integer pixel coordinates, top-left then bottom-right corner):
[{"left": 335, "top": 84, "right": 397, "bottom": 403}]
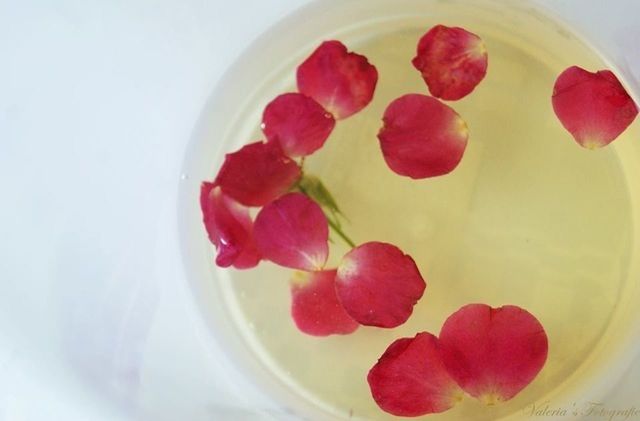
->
[
  {"left": 439, "top": 304, "right": 548, "bottom": 404},
  {"left": 253, "top": 193, "right": 329, "bottom": 271},
  {"left": 378, "top": 94, "right": 468, "bottom": 179},
  {"left": 200, "top": 182, "right": 260, "bottom": 269},
  {"left": 215, "top": 141, "right": 301, "bottom": 207},
  {"left": 335, "top": 242, "right": 426, "bottom": 328},
  {"left": 412, "top": 25, "right": 488, "bottom": 100},
  {"left": 297, "top": 40, "right": 378, "bottom": 119},
  {"left": 368, "top": 332, "right": 463, "bottom": 416},
  {"left": 552, "top": 66, "right": 638, "bottom": 149}
]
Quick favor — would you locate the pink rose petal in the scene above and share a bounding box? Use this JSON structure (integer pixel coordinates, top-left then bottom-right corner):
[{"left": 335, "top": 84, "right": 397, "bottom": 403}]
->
[
  {"left": 290, "top": 270, "right": 359, "bottom": 337},
  {"left": 262, "top": 93, "right": 336, "bottom": 158},
  {"left": 439, "top": 304, "right": 549, "bottom": 405},
  {"left": 200, "top": 182, "right": 261, "bottom": 269},
  {"left": 253, "top": 193, "right": 329, "bottom": 271},
  {"left": 335, "top": 242, "right": 426, "bottom": 328},
  {"left": 412, "top": 25, "right": 488, "bottom": 100},
  {"left": 552, "top": 66, "right": 638, "bottom": 149},
  {"left": 378, "top": 94, "right": 469, "bottom": 179},
  {"left": 297, "top": 40, "right": 378, "bottom": 120},
  {"left": 368, "top": 332, "right": 463, "bottom": 417},
  {"left": 214, "top": 141, "right": 301, "bottom": 207}
]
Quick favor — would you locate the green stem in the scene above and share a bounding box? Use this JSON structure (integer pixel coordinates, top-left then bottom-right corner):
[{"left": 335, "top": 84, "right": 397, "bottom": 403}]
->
[
  {"left": 297, "top": 182, "right": 356, "bottom": 248},
  {"left": 326, "top": 216, "right": 356, "bottom": 248}
]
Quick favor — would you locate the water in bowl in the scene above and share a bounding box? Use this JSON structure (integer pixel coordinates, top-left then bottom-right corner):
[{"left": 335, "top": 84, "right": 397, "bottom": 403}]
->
[{"left": 183, "top": 1, "right": 640, "bottom": 419}]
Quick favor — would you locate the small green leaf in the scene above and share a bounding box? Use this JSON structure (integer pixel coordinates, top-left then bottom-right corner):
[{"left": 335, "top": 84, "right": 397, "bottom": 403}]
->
[
  {"left": 296, "top": 174, "right": 355, "bottom": 248},
  {"left": 297, "top": 174, "right": 342, "bottom": 216}
]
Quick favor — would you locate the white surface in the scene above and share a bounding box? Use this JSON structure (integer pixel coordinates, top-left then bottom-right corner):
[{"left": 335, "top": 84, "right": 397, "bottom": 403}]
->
[{"left": 0, "top": 1, "right": 639, "bottom": 420}]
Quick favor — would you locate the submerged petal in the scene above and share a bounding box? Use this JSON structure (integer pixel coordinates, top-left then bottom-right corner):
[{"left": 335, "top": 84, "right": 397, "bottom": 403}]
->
[{"left": 290, "top": 270, "right": 359, "bottom": 336}]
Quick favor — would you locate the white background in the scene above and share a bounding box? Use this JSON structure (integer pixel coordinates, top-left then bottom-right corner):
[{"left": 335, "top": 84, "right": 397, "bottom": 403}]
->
[{"left": 1, "top": 1, "right": 639, "bottom": 420}]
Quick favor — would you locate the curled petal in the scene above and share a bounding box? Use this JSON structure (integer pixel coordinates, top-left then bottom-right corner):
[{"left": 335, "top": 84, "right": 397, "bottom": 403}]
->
[
  {"left": 335, "top": 242, "right": 426, "bottom": 328},
  {"left": 253, "top": 193, "right": 329, "bottom": 271},
  {"left": 297, "top": 40, "right": 378, "bottom": 119},
  {"left": 262, "top": 93, "right": 336, "bottom": 157},
  {"left": 552, "top": 66, "right": 638, "bottom": 149},
  {"left": 214, "top": 141, "right": 301, "bottom": 207},
  {"left": 412, "top": 25, "right": 488, "bottom": 100},
  {"left": 368, "top": 332, "right": 463, "bottom": 417},
  {"left": 439, "top": 304, "right": 549, "bottom": 405},
  {"left": 200, "top": 182, "right": 261, "bottom": 269},
  {"left": 290, "top": 270, "right": 359, "bottom": 337},
  {"left": 378, "top": 94, "right": 469, "bottom": 179}
]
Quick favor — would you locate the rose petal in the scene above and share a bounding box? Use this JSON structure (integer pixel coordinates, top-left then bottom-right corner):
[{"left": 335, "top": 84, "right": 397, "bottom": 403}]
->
[
  {"left": 368, "top": 332, "right": 463, "bottom": 417},
  {"left": 297, "top": 40, "right": 378, "bottom": 120},
  {"left": 253, "top": 192, "right": 329, "bottom": 271},
  {"left": 214, "top": 141, "right": 302, "bottom": 207},
  {"left": 552, "top": 66, "right": 638, "bottom": 149},
  {"left": 439, "top": 304, "right": 548, "bottom": 405},
  {"left": 412, "top": 25, "right": 488, "bottom": 101},
  {"left": 262, "top": 93, "right": 336, "bottom": 158},
  {"left": 335, "top": 242, "right": 426, "bottom": 328},
  {"left": 378, "top": 94, "right": 469, "bottom": 179},
  {"left": 290, "top": 270, "right": 359, "bottom": 336},
  {"left": 200, "top": 182, "right": 261, "bottom": 269}
]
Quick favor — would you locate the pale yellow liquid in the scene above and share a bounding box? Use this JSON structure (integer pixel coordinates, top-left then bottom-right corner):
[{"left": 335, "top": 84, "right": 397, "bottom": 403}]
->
[{"left": 209, "top": 5, "right": 640, "bottom": 421}]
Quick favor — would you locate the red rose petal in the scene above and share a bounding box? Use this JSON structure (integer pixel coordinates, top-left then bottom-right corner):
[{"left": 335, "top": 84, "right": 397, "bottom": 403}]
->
[
  {"left": 290, "top": 270, "right": 359, "bottom": 336},
  {"left": 335, "top": 242, "right": 426, "bottom": 328},
  {"left": 214, "top": 141, "right": 301, "bottom": 207},
  {"left": 253, "top": 192, "right": 329, "bottom": 271},
  {"left": 412, "top": 25, "right": 488, "bottom": 101},
  {"left": 439, "top": 304, "right": 548, "bottom": 405},
  {"left": 378, "top": 94, "right": 469, "bottom": 179},
  {"left": 368, "top": 332, "right": 463, "bottom": 417},
  {"left": 552, "top": 66, "right": 638, "bottom": 149},
  {"left": 262, "top": 93, "right": 336, "bottom": 158},
  {"left": 200, "top": 182, "right": 261, "bottom": 269},
  {"left": 297, "top": 40, "right": 378, "bottom": 120}
]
